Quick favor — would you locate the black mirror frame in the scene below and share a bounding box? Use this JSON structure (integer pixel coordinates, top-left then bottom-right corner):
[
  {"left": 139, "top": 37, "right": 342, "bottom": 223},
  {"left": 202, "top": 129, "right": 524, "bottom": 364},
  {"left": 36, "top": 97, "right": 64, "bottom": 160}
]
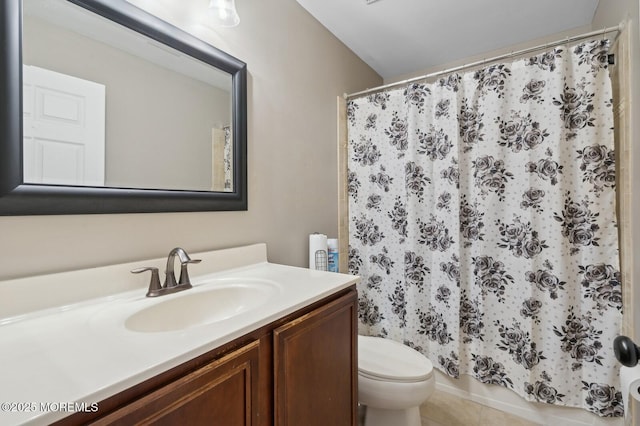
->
[{"left": 0, "top": 0, "right": 247, "bottom": 215}]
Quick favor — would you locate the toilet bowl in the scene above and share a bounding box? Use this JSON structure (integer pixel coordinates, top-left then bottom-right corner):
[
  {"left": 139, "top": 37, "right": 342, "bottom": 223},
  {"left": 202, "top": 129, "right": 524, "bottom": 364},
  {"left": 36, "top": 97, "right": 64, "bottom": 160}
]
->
[{"left": 358, "top": 335, "right": 435, "bottom": 426}]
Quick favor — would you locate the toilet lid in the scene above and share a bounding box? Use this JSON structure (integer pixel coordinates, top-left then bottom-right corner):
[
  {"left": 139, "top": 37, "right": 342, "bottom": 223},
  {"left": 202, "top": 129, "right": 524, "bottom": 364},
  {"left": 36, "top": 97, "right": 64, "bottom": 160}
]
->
[{"left": 358, "top": 335, "right": 433, "bottom": 383}]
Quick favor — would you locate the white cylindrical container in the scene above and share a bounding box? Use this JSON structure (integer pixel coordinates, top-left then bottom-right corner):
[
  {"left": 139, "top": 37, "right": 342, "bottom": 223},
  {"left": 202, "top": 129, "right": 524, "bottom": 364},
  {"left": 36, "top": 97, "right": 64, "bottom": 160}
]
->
[
  {"left": 309, "top": 233, "right": 328, "bottom": 271},
  {"left": 327, "top": 238, "right": 339, "bottom": 272}
]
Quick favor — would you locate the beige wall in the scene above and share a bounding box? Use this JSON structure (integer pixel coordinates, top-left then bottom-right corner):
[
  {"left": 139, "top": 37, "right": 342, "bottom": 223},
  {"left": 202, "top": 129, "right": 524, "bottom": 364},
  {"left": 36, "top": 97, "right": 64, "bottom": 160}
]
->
[{"left": 0, "top": 0, "right": 381, "bottom": 280}]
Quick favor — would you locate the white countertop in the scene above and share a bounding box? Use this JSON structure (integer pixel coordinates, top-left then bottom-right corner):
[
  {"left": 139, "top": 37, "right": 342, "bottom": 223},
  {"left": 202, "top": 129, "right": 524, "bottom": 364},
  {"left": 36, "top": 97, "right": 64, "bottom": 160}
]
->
[{"left": 0, "top": 244, "right": 359, "bottom": 425}]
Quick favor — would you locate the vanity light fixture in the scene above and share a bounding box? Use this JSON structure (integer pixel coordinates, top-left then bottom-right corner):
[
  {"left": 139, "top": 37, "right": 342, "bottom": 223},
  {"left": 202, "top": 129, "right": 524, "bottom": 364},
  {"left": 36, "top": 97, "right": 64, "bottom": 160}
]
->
[{"left": 208, "top": 0, "right": 240, "bottom": 27}]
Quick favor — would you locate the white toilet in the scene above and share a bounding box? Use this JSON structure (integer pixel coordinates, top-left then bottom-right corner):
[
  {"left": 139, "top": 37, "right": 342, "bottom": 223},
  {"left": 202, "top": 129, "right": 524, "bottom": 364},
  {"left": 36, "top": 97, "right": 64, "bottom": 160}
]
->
[{"left": 358, "top": 335, "right": 435, "bottom": 426}]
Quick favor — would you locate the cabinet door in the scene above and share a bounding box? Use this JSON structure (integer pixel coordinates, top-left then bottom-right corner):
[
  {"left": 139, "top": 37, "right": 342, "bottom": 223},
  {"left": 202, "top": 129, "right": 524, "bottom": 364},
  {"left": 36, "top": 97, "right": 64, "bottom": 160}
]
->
[
  {"left": 273, "top": 290, "right": 357, "bottom": 426},
  {"left": 92, "top": 339, "right": 261, "bottom": 426}
]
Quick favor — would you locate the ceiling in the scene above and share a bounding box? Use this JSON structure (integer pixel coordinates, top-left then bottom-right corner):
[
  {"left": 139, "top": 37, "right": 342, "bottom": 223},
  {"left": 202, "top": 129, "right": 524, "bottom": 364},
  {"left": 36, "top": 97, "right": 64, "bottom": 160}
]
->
[{"left": 295, "top": 0, "right": 600, "bottom": 79}]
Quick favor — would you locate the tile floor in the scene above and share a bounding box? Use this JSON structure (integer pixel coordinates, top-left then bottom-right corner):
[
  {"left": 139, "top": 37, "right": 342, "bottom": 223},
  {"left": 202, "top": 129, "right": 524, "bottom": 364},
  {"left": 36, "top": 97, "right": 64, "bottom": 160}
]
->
[
  {"left": 359, "top": 391, "right": 540, "bottom": 426},
  {"left": 419, "top": 391, "right": 539, "bottom": 426}
]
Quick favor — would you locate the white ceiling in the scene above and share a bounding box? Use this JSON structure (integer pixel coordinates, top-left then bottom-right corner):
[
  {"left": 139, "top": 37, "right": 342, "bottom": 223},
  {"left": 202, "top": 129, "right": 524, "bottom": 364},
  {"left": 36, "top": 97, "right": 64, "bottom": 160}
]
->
[{"left": 295, "top": 0, "right": 600, "bottom": 79}]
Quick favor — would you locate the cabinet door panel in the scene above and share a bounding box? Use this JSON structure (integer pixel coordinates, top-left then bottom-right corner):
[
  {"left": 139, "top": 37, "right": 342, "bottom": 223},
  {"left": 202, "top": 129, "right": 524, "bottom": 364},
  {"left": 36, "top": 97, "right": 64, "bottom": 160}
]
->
[
  {"left": 273, "top": 291, "right": 357, "bottom": 426},
  {"left": 92, "top": 340, "right": 261, "bottom": 426}
]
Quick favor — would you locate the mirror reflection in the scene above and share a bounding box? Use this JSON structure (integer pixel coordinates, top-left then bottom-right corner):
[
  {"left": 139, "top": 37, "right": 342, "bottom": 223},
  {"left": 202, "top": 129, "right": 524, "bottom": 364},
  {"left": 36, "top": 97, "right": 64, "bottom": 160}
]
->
[{"left": 22, "top": 0, "right": 234, "bottom": 192}]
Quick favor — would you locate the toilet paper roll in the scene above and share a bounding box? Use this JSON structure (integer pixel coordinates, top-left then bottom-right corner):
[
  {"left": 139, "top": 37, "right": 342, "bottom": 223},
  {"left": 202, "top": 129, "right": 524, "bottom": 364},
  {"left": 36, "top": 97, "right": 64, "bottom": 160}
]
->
[
  {"left": 620, "top": 365, "right": 640, "bottom": 416},
  {"left": 309, "top": 233, "right": 328, "bottom": 271}
]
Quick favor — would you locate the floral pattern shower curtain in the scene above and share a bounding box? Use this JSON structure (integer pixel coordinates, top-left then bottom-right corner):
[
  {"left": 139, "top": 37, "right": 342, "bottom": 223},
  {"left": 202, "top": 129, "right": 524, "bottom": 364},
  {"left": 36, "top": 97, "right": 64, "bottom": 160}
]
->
[
  {"left": 347, "top": 40, "right": 622, "bottom": 417},
  {"left": 223, "top": 126, "right": 233, "bottom": 191}
]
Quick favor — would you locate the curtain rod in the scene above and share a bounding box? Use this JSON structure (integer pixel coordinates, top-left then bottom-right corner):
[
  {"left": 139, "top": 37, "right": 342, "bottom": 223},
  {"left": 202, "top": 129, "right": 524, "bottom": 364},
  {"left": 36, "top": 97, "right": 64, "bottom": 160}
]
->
[{"left": 345, "top": 24, "right": 622, "bottom": 100}]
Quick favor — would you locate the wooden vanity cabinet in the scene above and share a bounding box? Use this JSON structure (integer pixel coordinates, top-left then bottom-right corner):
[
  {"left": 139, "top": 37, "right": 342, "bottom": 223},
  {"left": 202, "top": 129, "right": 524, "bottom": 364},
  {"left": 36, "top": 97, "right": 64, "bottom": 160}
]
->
[
  {"left": 274, "top": 292, "right": 358, "bottom": 425},
  {"left": 54, "top": 286, "right": 357, "bottom": 426}
]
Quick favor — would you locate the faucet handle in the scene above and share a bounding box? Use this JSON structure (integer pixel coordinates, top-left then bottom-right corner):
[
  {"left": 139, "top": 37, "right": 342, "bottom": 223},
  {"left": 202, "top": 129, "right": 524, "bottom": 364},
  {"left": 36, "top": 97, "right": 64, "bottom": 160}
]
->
[
  {"left": 131, "top": 267, "right": 162, "bottom": 297},
  {"left": 178, "top": 258, "right": 201, "bottom": 286}
]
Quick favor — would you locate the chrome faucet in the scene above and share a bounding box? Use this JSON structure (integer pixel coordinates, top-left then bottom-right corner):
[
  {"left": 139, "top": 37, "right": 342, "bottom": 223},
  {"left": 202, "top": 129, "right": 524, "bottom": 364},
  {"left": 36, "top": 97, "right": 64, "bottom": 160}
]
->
[{"left": 131, "top": 247, "right": 202, "bottom": 297}]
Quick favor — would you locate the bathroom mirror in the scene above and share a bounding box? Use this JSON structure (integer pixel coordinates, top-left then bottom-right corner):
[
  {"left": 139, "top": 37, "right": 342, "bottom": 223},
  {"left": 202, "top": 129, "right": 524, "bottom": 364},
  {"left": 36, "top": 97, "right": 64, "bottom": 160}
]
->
[{"left": 0, "top": 0, "right": 248, "bottom": 214}]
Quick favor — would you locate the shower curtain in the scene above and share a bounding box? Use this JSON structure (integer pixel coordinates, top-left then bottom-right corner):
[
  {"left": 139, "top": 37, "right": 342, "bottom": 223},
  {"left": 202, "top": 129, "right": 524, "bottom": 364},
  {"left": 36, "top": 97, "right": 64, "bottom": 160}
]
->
[
  {"left": 223, "top": 126, "right": 233, "bottom": 190},
  {"left": 347, "top": 39, "right": 622, "bottom": 417}
]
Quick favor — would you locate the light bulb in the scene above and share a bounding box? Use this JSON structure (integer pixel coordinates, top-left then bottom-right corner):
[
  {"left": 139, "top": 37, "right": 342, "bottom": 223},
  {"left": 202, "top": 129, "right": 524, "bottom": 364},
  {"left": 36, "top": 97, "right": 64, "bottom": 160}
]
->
[{"left": 208, "top": 0, "right": 240, "bottom": 27}]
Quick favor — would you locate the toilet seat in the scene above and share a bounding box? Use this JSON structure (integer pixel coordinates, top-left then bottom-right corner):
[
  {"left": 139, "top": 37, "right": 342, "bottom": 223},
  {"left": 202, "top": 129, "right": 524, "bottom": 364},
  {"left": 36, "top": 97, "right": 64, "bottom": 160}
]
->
[{"left": 358, "top": 336, "right": 433, "bottom": 383}]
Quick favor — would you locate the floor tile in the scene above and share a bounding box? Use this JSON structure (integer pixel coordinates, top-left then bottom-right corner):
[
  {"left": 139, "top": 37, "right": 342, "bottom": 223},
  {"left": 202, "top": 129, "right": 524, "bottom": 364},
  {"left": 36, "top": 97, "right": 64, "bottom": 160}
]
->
[
  {"left": 362, "top": 391, "right": 550, "bottom": 426},
  {"left": 478, "top": 405, "right": 541, "bottom": 426},
  {"left": 421, "top": 417, "right": 448, "bottom": 426},
  {"left": 419, "top": 392, "right": 483, "bottom": 426}
]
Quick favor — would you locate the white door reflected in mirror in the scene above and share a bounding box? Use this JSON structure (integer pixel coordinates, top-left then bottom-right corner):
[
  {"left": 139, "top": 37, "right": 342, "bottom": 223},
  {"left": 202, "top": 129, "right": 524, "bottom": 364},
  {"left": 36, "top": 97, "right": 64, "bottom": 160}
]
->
[{"left": 22, "top": 65, "right": 105, "bottom": 186}]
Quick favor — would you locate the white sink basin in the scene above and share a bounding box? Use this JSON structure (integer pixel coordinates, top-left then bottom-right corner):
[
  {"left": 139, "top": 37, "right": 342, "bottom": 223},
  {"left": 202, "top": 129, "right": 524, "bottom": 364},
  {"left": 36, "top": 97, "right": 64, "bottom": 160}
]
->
[{"left": 125, "top": 280, "right": 279, "bottom": 332}]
